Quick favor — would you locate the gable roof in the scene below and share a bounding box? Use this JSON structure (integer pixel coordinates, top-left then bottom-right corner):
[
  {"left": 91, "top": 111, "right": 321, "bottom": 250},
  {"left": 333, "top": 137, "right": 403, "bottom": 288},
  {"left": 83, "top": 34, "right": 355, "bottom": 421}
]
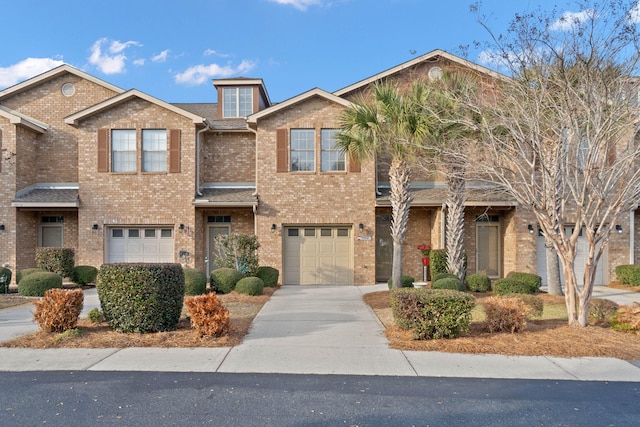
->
[
  {"left": 246, "top": 88, "right": 351, "bottom": 124},
  {"left": 0, "top": 64, "right": 124, "bottom": 100},
  {"left": 0, "top": 105, "right": 48, "bottom": 134},
  {"left": 333, "top": 49, "right": 508, "bottom": 97},
  {"left": 64, "top": 89, "right": 206, "bottom": 126}
]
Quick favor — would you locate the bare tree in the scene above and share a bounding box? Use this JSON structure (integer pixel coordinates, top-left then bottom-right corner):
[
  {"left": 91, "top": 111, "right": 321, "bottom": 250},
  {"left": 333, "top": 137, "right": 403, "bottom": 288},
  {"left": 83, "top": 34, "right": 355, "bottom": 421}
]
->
[{"left": 471, "top": 0, "right": 640, "bottom": 326}]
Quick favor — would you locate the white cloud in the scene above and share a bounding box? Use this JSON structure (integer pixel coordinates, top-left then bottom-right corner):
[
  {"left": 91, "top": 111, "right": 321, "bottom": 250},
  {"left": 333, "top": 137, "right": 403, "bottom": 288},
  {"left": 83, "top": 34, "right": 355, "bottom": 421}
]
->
[
  {"left": 88, "top": 38, "right": 142, "bottom": 74},
  {"left": 628, "top": 1, "right": 640, "bottom": 23},
  {"left": 268, "top": 0, "right": 322, "bottom": 11},
  {"left": 0, "top": 57, "right": 64, "bottom": 88},
  {"left": 174, "top": 60, "right": 257, "bottom": 85},
  {"left": 549, "top": 9, "right": 596, "bottom": 31},
  {"left": 152, "top": 49, "right": 170, "bottom": 63},
  {"left": 204, "top": 49, "right": 230, "bottom": 58},
  {"left": 133, "top": 59, "right": 145, "bottom": 66}
]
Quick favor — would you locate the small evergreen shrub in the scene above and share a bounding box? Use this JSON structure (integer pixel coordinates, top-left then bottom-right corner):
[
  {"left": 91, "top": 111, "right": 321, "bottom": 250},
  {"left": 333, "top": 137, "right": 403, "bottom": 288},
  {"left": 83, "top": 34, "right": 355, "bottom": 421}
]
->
[
  {"left": 35, "top": 247, "right": 75, "bottom": 277},
  {"left": 71, "top": 265, "right": 98, "bottom": 286},
  {"left": 615, "top": 265, "right": 640, "bottom": 287},
  {"left": 16, "top": 268, "right": 45, "bottom": 284},
  {"left": 492, "top": 278, "right": 532, "bottom": 296},
  {"left": 255, "top": 266, "right": 279, "bottom": 287},
  {"left": 610, "top": 302, "right": 640, "bottom": 333},
  {"left": 432, "top": 272, "right": 458, "bottom": 283},
  {"left": 0, "top": 267, "right": 12, "bottom": 293},
  {"left": 210, "top": 268, "right": 245, "bottom": 294},
  {"left": 213, "top": 233, "right": 260, "bottom": 275},
  {"left": 32, "top": 288, "right": 84, "bottom": 332},
  {"left": 390, "top": 288, "right": 476, "bottom": 339},
  {"left": 432, "top": 277, "right": 465, "bottom": 291},
  {"left": 483, "top": 296, "right": 530, "bottom": 333},
  {"left": 18, "top": 271, "right": 63, "bottom": 296},
  {"left": 466, "top": 273, "right": 491, "bottom": 292},
  {"left": 514, "top": 294, "right": 544, "bottom": 318},
  {"left": 235, "top": 276, "right": 265, "bottom": 296},
  {"left": 387, "top": 275, "right": 415, "bottom": 289},
  {"left": 184, "top": 267, "right": 207, "bottom": 296},
  {"left": 97, "top": 263, "right": 185, "bottom": 333},
  {"left": 588, "top": 299, "right": 619, "bottom": 326},
  {"left": 88, "top": 308, "right": 105, "bottom": 323},
  {"left": 506, "top": 272, "right": 542, "bottom": 293},
  {"left": 185, "top": 293, "right": 230, "bottom": 337},
  {"left": 429, "top": 249, "right": 448, "bottom": 276}
]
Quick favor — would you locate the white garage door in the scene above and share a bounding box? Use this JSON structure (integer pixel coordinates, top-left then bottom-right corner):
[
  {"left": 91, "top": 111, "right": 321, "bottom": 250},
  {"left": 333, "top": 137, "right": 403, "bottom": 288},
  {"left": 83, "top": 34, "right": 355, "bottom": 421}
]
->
[
  {"left": 283, "top": 226, "right": 353, "bottom": 285},
  {"left": 537, "top": 226, "right": 604, "bottom": 287},
  {"left": 108, "top": 227, "right": 174, "bottom": 263}
]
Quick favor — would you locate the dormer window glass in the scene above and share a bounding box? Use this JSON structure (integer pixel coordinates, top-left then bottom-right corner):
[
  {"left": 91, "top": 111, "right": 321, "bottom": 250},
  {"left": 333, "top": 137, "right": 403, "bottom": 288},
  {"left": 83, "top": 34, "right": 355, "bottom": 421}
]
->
[{"left": 223, "top": 87, "right": 253, "bottom": 118}]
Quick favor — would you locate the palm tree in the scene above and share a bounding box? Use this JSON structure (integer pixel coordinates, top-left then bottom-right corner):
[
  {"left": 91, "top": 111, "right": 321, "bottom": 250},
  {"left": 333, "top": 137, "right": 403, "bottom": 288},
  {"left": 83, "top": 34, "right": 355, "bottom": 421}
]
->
[{"left": 337, "top": 81, "right": 431, "bottom": 288}]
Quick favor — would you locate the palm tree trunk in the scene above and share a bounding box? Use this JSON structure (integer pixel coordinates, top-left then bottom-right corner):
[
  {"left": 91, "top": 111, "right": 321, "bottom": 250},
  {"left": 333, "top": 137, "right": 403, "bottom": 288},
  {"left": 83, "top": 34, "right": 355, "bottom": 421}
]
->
[
  {"left": 389, "top": 157, "right": 412, "bottom": 289},
  {"left": 545, "top": 241, "right": 563, "bottom": 295},
  {"left": 446, "top": 166, "right": 466, "bottom": 281}
]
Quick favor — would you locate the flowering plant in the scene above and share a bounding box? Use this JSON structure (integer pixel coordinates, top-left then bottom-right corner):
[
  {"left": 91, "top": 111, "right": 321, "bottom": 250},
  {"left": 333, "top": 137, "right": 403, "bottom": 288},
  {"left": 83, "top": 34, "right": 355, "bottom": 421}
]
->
[{"left": 417, "top": 244, "right": 432, "bottom": 257}]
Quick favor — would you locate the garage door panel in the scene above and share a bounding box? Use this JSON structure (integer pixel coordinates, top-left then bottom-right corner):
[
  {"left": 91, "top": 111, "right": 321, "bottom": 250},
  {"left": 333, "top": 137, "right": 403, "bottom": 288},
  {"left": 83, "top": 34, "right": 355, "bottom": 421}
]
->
[{"left": 108, "top": 227, "right": 174, "bottom": 264}]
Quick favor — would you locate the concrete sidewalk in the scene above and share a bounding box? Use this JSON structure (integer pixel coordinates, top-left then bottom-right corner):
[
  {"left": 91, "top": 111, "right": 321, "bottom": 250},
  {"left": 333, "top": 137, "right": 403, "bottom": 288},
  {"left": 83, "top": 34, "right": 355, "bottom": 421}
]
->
[{"left": 1, "top": 284, "right": 640, "bottom": 381}]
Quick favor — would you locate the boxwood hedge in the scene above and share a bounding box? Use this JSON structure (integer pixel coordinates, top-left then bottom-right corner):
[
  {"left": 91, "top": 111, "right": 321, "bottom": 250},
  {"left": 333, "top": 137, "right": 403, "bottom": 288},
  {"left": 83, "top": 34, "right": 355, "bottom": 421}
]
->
[{"left": 18, "top": 271, "right": 63, "bottom": 296}]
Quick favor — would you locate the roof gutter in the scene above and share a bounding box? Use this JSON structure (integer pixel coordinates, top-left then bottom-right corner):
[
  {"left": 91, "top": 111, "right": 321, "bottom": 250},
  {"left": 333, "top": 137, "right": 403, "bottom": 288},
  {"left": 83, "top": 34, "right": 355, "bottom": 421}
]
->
[{"left": 196, "top": 119, "right": 213, "bottom": 197}]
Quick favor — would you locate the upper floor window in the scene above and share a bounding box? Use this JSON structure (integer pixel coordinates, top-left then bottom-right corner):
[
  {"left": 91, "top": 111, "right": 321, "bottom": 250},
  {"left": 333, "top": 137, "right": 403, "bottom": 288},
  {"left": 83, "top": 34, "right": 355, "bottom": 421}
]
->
[
  {"left": 111, "top": 129, "right": 136, "bottom": 172},
  {"left": 290, "top": 129, "right": 315, "bottom": 172},
  {"left": 142, "top": 129, "right": 167, "bottom": 172},
  {"left": 223, "top": 87, "right": 253, "bottom": 118},
  {"left": 321, "top": 129, "right": 345, "bottom": 172}
]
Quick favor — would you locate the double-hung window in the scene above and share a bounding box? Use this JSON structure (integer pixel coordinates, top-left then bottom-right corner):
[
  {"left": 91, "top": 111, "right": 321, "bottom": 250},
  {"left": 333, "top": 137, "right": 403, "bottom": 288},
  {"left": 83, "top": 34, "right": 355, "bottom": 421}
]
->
[
  {"left": 142, "top": 129, "right": 167, "bottom": 172},
  {"left": 321, "top": 129, "right": 345, "bottom": 172},
  {"left": 111, "top": 129, "right": 136, "bottom": 172},
  {"left": 223, "top": 87, "right": 253, "bottom": 118},
  {"left": 290, "top": 129, "right": 315, "bottom": 171}
]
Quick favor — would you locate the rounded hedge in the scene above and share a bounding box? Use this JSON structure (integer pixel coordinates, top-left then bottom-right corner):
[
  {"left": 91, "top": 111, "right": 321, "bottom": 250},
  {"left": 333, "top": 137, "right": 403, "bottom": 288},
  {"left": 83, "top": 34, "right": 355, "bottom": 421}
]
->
[
  {"left": 210, "top": 268, "right": 245, "bottom": 294},
  {"left": 235, "top": 276, "right": 265, "bottom": 296},
  {"left": 492, "top": 278, "right": 531, "bottom": 296},
  {"left": 432, "top": 277, "right": 465, "bottom": 291},
  {"left": 0, "top": 267, "right": 12, "bottom": 293},
  {"left": 18, "top": 271, "right": 63, "bottom": 296},
  {"left": 506, "top": 272, "right": 542, "bottom": 293},
  {"left": 432, "top": 272, "right": 458, "bottom": 283},
  {"left": 71, "top": 265, "right": 98, "bottom": 286},
  {"left": 16, "top": 268, "right": 45, "bottom": 284},
  {"left": 97, "top": 263, "right": 185, "bottom": 333},
  {"left": 255, "top": 266, "right": 279, "bottom": 287},
  {"left": 387, "top": 275, "right": 415, "bottom": 289},
  {"left": 466, "top": 273, "right": 491, "bottom": 292},
  {"left": 184, "top": 267, "right": 207, "bottom": 296}
]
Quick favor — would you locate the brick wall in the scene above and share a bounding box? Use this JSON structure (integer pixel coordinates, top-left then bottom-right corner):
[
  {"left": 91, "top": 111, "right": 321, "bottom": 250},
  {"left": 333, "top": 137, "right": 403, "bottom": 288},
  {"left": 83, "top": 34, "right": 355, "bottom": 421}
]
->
[{"left": 201, "top": 132, "right": 255, "bottom": 183}]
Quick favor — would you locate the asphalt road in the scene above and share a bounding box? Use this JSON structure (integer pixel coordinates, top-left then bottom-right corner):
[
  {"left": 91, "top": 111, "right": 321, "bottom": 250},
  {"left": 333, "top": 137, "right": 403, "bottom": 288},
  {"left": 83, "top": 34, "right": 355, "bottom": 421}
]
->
[{"left": 1, "top": 372, "right": 638, "bottom": 426}]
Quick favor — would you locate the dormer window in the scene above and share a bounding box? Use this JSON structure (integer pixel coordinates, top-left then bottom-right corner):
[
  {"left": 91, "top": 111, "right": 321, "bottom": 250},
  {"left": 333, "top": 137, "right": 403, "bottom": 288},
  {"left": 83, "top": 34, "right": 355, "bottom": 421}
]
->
[{"left": 223, "top": 87, "right": 253, "bottom": 118}]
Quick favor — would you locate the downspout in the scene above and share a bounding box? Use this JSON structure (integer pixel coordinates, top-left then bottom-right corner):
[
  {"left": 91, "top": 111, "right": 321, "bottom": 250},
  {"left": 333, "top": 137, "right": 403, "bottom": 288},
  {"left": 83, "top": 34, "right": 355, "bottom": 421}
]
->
[
  {"left": 374, "top": 154, "right": 381, "bottom": 196},
  {"left": 630, "top": 205, "right": 637, "bottom": 264},
  {"left": 441, "top": 203, "right": 447, "bottom": 249},
  {"left": 196, "top": 119, "right": 213, "bottom": 197},
  {"left": 247, "top": 125, "right": 258, "bottom": 235}
]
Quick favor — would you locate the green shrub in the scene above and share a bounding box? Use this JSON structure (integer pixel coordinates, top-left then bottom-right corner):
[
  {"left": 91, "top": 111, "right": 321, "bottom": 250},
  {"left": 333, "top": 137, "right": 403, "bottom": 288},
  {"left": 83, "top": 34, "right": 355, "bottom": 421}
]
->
[
  {"left": 466, "top": 273, "right": 491, "bottom": 292},
  {"left": 88, "top": 308, "right": 104, "bottom": 323},
  {"left": 506, "top": 272, "right": 542, "bottom": 293},
  {"left": 432, "top": 272, "right": 458, "bottom": 283},
  {"left": 0, "top": 267, "right": 12, "bottom": 292},
  {"left": 588, "top": 299, "right": 619, "bottom": 326},
  {"left": 213, "top": 233, "right": 260, "bottom": 275},
  {"left": 210, "top": 268, "right": 245, "bottom": 294},
  {"left": 17, "top": 268, "right": 45, "bottom": 284},
  {"left": 432, "top": 277, "right": 465, "bottom": 291},
  {"left": 18, "top": 271, "right": 63, "bottom": 296},
  {"left": 387, "top": 275, "right": 415, "bottom": 289},
  {"left": 235, "top": 277, "right": 265, "bottom": 296},
  {"left": 513, "top": 294, "right": 544, "bottom": 317},
  {"left": 429, "top": 249, "right": 448, "bottom": 277},
  {"left": 255, "top": 266, "right": 279, "bottom": 287},
  {"left": 492, "top": 278, "right": 532, "bottom": 296},
  {"left": 35, "top": 247, "right": 75, "bottom": 277},
  {"left": 184, "top": 267, "right": 207, "bottom": 296},
  {"left": 615, "top": 265, "right": 640, "bottom": 287},
  {"left": 390, "top": 288, "right": 476, "bottom": 339},
  {"left": 97, "top": 263, "right": 185, "bottom": 333},
  {"left": 71, "top": 265, "right": 98, "bottom": 286}
]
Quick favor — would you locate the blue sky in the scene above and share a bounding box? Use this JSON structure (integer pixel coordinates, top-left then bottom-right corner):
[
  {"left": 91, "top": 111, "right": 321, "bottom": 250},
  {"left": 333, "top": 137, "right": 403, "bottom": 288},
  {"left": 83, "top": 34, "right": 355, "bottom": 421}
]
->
[{"left": 0, "top": 0, "right": 631, "bottom": 103}]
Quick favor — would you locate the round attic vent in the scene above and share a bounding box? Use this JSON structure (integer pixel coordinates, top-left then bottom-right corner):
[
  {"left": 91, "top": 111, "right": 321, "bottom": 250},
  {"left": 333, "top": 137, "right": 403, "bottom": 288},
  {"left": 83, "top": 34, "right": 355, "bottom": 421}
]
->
[
  {"left": 61, "top": 82, "right": 75, "bottom": 97},
  {"left": 428, "top": 66, "right": 443, "bottom": 81}
]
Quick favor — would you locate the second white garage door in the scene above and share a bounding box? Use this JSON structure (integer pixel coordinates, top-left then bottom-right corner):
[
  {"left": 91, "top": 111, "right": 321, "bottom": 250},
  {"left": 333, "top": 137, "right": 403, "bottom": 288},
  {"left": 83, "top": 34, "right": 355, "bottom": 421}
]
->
[
  {"left": 108, "top": 227, "right": 174, "bottom": 263},
  {"left": 283, "top": 226, "right": 353, "bottom": 285}
]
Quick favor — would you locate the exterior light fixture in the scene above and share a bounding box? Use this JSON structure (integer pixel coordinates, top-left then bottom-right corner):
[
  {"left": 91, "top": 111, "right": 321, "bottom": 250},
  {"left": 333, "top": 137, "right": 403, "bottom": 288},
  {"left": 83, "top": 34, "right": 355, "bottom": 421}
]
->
[
  {"left": 179, "top": 224, "right": 185, "bottom": 231},
  {"left": 359, "top": 223, "right": 364, "bottom": 233},
  {"left": 92, "top": 224, "right": 99, "bottom": 230},
  {"left": 528, "top": 224, "right": 534, "bottom": 234},
  {"left": 271, "top": 224, "right": 277, "bottom": 232},
  {"left": 616, "top": 224, "right": 623, "bottom": 233},
  {"left": 0, "top": 225, "right": 4, "bottom": 231}
]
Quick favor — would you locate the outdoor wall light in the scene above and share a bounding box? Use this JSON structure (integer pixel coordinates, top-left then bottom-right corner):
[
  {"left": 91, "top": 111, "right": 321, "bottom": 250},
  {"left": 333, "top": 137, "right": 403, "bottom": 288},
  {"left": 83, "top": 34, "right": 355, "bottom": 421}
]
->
[
  {"left": 528, "top": 224, "right": 534, "bottom": 234},
  {"left": 0, "top": 225, "right": 4, "bottom": 231},
  {"left": 616, "top": 224, "right": 623, "bottom": 233},
  {"left": 271, "top": 223, "right": 277, "bottom": 232},
  {"left": 92, "top": 224, "right": 99, "bottom": 230},
  {"left": 179, "top": 224, "right": 185, "bottom": 230},
  {"left": 359, "top": 223, "right": 364, "bottom": 233}
]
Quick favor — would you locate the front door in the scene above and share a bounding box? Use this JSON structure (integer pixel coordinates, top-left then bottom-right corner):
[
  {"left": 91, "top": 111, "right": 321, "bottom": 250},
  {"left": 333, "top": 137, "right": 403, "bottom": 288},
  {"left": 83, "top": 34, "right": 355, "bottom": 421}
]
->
[
  {"left": 207, "top": 225, "right": 230, "bottom": 276},
  {"left": 375, "top": 215, "right": 393, "bottom": 282},
  {"left": 476, "top": 222, "right": 500, "bottom": 277}
]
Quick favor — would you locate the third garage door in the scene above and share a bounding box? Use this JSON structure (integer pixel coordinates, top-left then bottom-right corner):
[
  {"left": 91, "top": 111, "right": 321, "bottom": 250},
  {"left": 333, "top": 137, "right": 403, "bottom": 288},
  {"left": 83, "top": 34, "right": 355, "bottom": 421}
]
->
[{"left": 283, "top": 226, "right": 352, "bottom": 285}]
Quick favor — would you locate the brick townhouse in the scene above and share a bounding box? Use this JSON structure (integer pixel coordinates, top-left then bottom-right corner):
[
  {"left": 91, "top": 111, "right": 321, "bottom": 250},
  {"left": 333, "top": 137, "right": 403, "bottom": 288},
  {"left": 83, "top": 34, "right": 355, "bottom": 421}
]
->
[{"left": 0, "top": 49, "right": 634, "bottom": 285}]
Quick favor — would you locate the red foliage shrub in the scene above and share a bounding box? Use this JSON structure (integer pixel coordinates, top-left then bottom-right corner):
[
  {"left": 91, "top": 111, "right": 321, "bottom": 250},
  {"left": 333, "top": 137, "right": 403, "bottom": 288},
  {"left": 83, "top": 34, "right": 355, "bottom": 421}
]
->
[
  {"left": 185, "top": 293, "right": 230, "bottom": 337},
  {"left": 32, "top": 288, "right": 84, "bottom": 332},
  {"left": 483, "top": 296, "right": 530, "bottom": 333}
]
